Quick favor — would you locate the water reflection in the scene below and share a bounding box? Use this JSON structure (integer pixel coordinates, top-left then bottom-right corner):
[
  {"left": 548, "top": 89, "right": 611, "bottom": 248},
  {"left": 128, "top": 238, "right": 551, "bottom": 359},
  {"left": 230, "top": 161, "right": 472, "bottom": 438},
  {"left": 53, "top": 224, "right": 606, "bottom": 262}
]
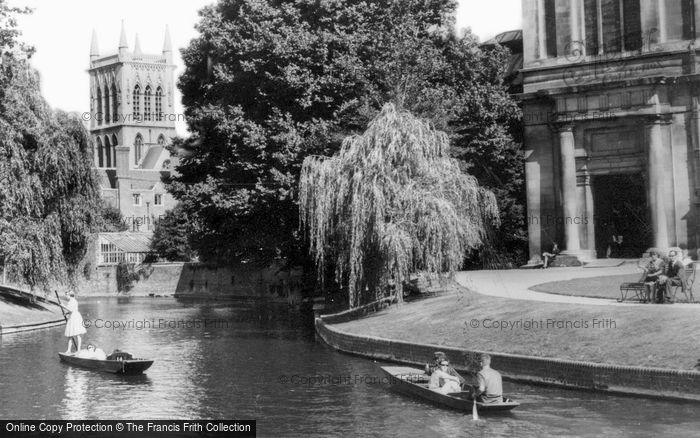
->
[{"left": 62, "top": 368, "right": 89, "bottom": 418}]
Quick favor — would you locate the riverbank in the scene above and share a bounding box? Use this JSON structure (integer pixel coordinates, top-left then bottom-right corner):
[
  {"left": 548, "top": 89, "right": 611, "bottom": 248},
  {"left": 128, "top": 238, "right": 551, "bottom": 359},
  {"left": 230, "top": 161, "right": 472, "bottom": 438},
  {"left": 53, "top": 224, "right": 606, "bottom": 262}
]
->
[
  {"left": 326, "top": 281, "right": 700, "bottom": 369},
  {"left": 315, "top": 268, "right": 700, "bottom": 400},
  {"left": 0, "top": 287, "right": 65, "bottom": 334}
]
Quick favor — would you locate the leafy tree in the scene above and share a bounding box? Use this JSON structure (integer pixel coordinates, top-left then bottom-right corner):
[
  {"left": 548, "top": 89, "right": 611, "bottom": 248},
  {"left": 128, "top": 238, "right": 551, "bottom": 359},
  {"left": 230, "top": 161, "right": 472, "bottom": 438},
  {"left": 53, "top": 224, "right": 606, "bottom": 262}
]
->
[
  {"left": 97, "top": 204, "right": 128, "bottom": 232},
  {"left": 116, "top": 262, "right": 140, "bottom": 293},
  {"left": 0, "top": 0, "right": 32, "bottom": 56},
  {"left": 0, "top": 3, "right": 101, "bottom": 292},
  {"left": 300, "top": 104, "right": 498, "bottom": 307},
  {"left": 170, "top": 0, "right": 521, "bottom": 270},
  {"left": 150, "top": 204, "right": 196, "bottom": 262}
]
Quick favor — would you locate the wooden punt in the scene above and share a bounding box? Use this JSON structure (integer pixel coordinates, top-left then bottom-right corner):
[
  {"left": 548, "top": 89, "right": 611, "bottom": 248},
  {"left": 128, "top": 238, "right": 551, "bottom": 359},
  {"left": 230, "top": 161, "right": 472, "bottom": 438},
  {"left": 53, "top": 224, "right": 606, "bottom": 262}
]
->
[
  {"left": 381, "top": 366, "right": 519, "bottom": 413},
  {"left": 58, "top": 352, "right": 153, "bottom": 375}
]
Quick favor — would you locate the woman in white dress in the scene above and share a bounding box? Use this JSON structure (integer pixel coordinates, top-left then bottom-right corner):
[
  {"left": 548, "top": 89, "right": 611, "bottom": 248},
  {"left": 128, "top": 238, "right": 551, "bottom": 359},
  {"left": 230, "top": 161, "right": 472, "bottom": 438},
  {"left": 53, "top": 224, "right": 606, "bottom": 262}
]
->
[
  {"left": 60, "top": 291, "right": 86, "bottom": 354},
  {"left": 428, "top": 360, "right": 462, "bottom": 394}
]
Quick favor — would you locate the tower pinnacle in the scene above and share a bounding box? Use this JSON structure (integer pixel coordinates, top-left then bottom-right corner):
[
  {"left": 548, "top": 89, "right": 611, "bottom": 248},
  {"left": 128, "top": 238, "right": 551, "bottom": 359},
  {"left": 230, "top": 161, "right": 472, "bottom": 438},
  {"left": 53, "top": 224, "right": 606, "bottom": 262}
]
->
[
  {"left": 118, "top": 20, "right": 128, "bottom": 57},
  {"left": 134, "top": 33, "right": 142, "bottom": 55},
  {"left": 90, "top": 29, "right": 99, "bottom": 61},
  {"left": 162, "top": 25, "right": 172, "bottom": 59}
]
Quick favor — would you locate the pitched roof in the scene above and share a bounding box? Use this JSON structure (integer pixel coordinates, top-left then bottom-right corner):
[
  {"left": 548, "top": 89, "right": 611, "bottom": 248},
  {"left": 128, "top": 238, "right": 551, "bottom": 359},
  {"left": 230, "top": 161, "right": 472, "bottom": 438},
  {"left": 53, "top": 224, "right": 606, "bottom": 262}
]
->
[
  {"left": 100, "top": 232, "right": 152, "bottom": 253},
  {"left": 482, "top": 30, "right": 523, "bottom": 50},
  {"left": 140, "top": 145, "right": 165, "bottom": 169}
]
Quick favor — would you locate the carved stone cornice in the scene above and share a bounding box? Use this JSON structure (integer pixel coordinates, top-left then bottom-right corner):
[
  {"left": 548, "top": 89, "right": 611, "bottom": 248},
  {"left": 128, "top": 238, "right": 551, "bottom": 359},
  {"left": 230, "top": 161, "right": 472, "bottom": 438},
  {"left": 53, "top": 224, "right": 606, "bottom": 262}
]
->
[
  {"left": 553, "top": 122, "right": 575, "bottom": 133},
  {"left": 644, "top": 113, "right": 673, "bottom": 125}
]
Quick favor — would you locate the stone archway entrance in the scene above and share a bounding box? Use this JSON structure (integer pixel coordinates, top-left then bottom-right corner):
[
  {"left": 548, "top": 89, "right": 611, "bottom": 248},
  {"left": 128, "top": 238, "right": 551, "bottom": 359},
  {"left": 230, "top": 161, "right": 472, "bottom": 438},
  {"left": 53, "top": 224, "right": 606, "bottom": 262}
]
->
[{"left": 592, "top": 174, "right": 652, "bottom": 258}]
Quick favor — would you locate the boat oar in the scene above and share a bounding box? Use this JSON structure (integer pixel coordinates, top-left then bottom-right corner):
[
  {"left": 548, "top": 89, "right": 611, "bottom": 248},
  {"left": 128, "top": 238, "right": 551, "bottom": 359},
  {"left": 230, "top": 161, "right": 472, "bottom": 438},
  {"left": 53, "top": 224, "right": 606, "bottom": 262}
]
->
[
  {"left": 472, "top": 386, "right": 479, "bottom": 421},
  {"left": 55, "top": 290, "right": 77, "bottom": 351}
]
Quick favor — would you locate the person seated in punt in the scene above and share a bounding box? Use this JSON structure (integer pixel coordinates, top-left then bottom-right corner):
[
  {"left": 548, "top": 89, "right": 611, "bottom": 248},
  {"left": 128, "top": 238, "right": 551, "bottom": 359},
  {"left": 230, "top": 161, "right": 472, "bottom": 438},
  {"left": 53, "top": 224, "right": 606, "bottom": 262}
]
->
[
  {"left": 474, "top": 354, "right": 503, "bottom": 404},
  {"left": 638, "top": 250, "right": 664, "bottom": 302},
  {"left": 92, "top": 345, "right": 107, "bottom": 360},
  {"left": 425, "top": 351, "right": 445, "bottom": 375},
  {"left": 428, "top": 360, "right": 462, "bottom": 394},
  {"left": 425, "top": 351, "right": 467, "bottom": 386},
  {"left": 76, "top": 344, "right": 107, "bottom": 360}
]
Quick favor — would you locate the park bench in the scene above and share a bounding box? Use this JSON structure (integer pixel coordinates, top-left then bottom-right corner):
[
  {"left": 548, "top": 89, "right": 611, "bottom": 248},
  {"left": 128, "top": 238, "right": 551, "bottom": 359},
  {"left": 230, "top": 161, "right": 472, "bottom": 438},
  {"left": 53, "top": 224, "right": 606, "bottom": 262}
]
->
[
  {"left": 671, "top": 264, "right": 697, "bottom": 303},
  {"left": 618, "top": 270, "right": 649, "bottom": 302}
]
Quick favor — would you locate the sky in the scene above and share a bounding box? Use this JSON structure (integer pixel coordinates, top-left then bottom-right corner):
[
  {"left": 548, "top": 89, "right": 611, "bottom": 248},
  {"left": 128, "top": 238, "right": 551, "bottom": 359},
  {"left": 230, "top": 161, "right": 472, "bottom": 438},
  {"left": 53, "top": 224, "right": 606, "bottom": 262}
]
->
[{"left": 8, "top": 0, "right": 522, "bottom": 136}]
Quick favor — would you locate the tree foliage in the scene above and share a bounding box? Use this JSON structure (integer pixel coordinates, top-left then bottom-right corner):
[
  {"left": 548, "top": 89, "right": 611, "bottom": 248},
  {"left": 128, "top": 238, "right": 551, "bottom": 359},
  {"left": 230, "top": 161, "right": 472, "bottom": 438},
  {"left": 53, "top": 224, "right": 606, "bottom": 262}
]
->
[
  {"left": 300, "top": 104, "right": 499, "bottom": 307},
  {"left": 170, "top": 0, "right": 521, "bottom": 269},
  {"left": 150, "top": 203, "right": 196, "bottom": 262},
  {"left": 0, "top": 3, "right": 102, "bottom": 290},
  {"left": 97, "top": 204, "right": 128, "bottom": 233}
]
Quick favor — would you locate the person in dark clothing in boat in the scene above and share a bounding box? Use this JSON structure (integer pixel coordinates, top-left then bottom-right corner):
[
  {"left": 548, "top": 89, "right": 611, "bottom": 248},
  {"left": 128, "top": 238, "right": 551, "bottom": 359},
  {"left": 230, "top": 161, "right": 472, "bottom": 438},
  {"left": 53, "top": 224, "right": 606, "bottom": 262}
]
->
[
  {"left": 474, "top": 354, "right": 503, "bottom": 404},
  {"left": 425, "top": 351, "right": 467, "bottom": 387}
]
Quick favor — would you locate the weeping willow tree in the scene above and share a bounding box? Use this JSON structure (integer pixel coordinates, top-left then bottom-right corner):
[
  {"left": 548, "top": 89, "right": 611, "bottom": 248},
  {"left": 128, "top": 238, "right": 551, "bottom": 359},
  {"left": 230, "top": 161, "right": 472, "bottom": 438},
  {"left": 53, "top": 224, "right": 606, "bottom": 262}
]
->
[
  {"left": 0, "top": 7, "right": 102, "bottom": 294},
  {"left": 300, "top": 104, "right": 499, "bottom": 308}
]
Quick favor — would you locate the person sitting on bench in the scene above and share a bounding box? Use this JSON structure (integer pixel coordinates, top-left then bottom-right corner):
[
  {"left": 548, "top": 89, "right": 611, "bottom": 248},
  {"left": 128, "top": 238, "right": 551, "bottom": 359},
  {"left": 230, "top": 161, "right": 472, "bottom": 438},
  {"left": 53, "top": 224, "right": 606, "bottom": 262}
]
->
[
  {"left": 639, "top": 250, "right": 664, "bottom": 302},
  {"left": 542, "top": 242, "right": 560, "bottom": 269},
  {"left": 657, "top": 250, "right": 685, "bottom": 303}
]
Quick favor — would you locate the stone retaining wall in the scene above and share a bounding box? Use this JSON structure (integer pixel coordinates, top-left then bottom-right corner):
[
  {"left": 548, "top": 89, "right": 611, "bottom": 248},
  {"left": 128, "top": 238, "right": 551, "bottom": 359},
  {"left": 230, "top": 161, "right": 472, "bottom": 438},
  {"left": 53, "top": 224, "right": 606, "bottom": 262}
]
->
[
  {"left": 59, "top": 262, "right": 305, "bottom": 301},
  {"left": 320, "top": 298, "right": 396, "bottom": 324},
  {"left": 316, "top": 318, "right": 700, "bottom": 401}
]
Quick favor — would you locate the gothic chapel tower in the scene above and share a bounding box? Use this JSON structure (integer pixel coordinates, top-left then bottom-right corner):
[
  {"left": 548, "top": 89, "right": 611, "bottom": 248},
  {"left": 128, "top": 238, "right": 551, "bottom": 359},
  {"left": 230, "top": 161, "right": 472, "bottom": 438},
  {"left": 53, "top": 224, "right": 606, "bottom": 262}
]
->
[{"left": 88, "top": 22, "right": 177, "bottom": 230}]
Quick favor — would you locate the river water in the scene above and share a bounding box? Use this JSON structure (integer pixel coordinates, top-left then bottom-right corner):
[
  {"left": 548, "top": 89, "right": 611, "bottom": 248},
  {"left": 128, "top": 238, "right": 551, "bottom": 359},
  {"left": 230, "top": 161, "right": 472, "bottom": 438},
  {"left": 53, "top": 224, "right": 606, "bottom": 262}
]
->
[{"left": 0, "top": 297, "right": 698, "bottom": 437}]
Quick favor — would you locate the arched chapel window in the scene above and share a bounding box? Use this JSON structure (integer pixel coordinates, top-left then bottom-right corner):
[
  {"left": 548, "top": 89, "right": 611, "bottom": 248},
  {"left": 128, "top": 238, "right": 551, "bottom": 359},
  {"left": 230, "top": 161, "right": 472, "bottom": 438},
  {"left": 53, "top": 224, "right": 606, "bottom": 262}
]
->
[
  {"left": 133, "top": 85, "right": 141, "bottom": 121},
  {"left": 104, "top": 136, "right": 112, "bottom": 168},
  {"left": 134, "top": 133, "right": 143, "bottom": 166},
  {"left": 104, "top": 85, "right": 111, "bottom": 125},
  {"left": 96, "top": 88, "right": 102, "bottom": 125},
  {"left": 144, "top": 85, "right": 152, "bottom": 121},
  {"left": 155, "top": 87, "right": 163, "bottom": 121},
  {"left": 96, "top": 137, "right": 103, "bottom": 167},
  {"left": 111, "top": 84, "right": 118, "bottom": 123}
]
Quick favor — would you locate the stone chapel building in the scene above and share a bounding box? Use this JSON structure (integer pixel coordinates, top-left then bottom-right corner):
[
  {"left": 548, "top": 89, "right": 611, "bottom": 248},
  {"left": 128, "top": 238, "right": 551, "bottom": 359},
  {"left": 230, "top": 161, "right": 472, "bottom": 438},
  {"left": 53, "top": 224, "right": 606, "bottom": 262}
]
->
[
  {"left": 521, "top": 0, "right": 700, "bottom": 263},
  {"left": 88, "top": 22, "right": 178, "bottom": 232}
]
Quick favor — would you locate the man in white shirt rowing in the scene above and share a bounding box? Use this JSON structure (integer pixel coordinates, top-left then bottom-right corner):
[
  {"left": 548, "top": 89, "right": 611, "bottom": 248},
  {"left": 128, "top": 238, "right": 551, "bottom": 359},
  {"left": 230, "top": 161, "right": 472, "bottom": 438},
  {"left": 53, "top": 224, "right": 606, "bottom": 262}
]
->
[{"left": 474, "top": 354, "right": 503, "bottom": 404}]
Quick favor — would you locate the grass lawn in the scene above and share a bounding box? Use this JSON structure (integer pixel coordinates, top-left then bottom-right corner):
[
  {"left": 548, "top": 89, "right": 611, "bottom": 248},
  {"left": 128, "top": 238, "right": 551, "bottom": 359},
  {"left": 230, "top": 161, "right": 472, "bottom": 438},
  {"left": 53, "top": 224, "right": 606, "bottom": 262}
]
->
[
  {"left": 332, "top": 283, "right": 700, "bottom": 370},
  {"left": 529, "top": 273, "right": 641, "bottom": 299},
  {"left": 530, "top": 272, "right": 699, "bottom": 301}
]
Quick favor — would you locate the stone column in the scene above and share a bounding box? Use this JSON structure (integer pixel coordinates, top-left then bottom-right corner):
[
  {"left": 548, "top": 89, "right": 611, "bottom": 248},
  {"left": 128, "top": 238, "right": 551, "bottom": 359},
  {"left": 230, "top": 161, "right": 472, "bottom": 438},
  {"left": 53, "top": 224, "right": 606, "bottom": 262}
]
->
[
  {"left": 647, "top": 116, "right": 669, "bottom": 249},
  {"left": 691, "top": 95, "right": 700, "bottom": 250},
  {"left": 523, "top": 1, "right": 538, "bottom": 63},
  {"left": 584, "top": 173, "right": 596, "bottom": 254},
  {"left": 693, "top": 95, "right": 700, "bottom": 189},
  {"left": 537, "top": 0, "right": 546, "bottom": 59},
  {"left": 525, "top": 159, "right": 542, "bottom": 262},
  {"left": 657, "top": 0, "right": 668, "bottom": 43},
  {"left": 558, "top": 124, "right": 581, "bottom": 251},
  {"left": 569, "top": 0, "right": 582, "bottom": 44}
]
